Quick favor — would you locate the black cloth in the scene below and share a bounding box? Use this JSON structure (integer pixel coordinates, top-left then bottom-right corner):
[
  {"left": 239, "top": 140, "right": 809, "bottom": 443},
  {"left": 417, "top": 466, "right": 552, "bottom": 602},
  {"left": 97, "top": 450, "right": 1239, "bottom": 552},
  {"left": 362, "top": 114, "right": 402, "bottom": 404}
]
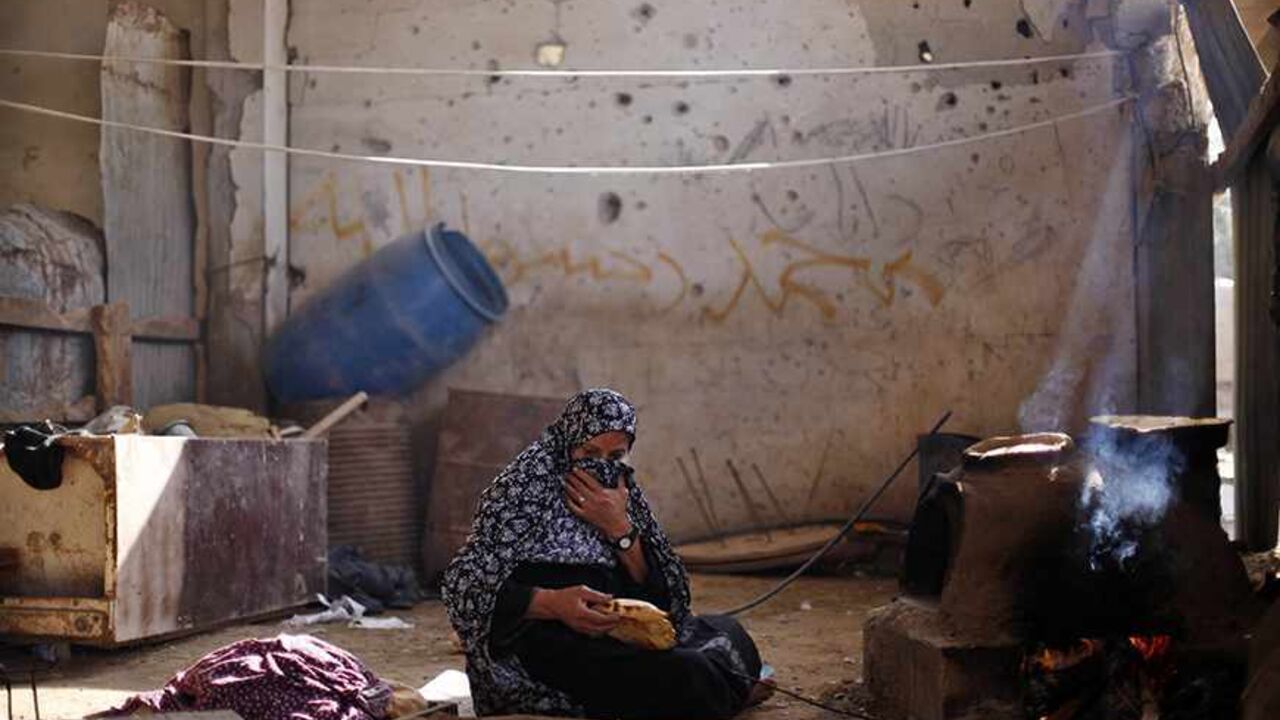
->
[
  {"left": 490, "top": 561, "right": 759, "bottom": 720},
  {"left": 327, "top": 545, "right": 422, "bottom": 614},
  {"left": 511, "top": 613, "right": 758, "bottom": 720},
  {"left": 2, "top": 422, "right": 66, "bottom": 491}
]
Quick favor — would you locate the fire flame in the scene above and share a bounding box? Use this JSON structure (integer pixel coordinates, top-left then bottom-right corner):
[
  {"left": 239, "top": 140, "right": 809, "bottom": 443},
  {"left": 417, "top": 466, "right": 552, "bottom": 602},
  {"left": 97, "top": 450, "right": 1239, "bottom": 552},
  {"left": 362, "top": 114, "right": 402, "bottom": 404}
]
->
[
  {"left": 1030, "top": 639, "right": 1103, "bottom": 672},
  {"left": 1029, "top": 636, "right": 1171, "bottom": 673},
  {"left": 1128, "top": 634, "right": 1172, "bottom": 662}
]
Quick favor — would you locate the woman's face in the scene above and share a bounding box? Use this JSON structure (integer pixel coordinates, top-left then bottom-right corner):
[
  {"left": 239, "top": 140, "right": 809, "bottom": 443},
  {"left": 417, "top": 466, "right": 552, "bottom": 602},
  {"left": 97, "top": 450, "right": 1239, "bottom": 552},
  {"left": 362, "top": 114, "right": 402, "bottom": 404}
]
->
[{"left": 570, "top": 430, "right": 631, "bottom": 462}]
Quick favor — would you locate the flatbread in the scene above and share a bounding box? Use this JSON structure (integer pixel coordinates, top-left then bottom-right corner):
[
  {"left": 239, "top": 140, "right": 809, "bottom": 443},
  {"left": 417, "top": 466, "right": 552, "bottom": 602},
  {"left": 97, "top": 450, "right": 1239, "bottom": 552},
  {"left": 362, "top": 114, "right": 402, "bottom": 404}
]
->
[{"left": 602, "top": 598, "right": 677, "bottom": 651}]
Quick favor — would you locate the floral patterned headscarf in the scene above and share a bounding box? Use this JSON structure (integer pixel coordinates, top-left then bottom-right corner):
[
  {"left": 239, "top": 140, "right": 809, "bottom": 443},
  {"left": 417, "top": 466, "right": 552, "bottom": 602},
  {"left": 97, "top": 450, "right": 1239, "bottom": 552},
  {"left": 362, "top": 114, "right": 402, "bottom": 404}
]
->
[{"left": 441, "top": 389, "right": 691, "bottom": 716}]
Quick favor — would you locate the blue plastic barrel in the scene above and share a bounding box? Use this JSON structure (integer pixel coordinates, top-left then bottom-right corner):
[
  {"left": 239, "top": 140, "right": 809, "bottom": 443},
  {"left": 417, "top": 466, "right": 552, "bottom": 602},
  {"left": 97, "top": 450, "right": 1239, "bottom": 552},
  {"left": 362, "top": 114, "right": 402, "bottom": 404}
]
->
[{"left": 265, "top": 224, "right": 508, "bottom": 401}]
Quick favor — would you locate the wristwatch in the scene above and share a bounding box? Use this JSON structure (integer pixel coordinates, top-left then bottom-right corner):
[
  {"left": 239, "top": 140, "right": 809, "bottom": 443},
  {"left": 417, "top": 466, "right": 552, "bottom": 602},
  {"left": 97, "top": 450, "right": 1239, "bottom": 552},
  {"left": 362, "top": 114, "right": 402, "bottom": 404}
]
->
[{"left": 610, "top": 524, "right": 640, "bottom": 551}]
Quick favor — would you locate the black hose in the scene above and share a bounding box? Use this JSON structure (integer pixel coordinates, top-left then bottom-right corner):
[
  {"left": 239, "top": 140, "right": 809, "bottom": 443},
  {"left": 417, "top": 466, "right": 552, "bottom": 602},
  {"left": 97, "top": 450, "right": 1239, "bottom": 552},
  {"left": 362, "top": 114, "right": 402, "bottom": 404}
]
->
[{"left": 720, "top": 410, "right": 952, "bottom": 616}]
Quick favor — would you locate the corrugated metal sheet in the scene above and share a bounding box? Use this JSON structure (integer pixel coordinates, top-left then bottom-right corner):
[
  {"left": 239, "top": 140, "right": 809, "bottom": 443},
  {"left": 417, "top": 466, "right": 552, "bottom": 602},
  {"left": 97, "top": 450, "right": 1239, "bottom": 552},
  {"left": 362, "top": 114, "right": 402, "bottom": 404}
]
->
[
  {"left": 327, "top": 421, "right": 419, "bottom": 569},
  {"left": 0, "top": 204, "right": 104, "bottom": 422}
]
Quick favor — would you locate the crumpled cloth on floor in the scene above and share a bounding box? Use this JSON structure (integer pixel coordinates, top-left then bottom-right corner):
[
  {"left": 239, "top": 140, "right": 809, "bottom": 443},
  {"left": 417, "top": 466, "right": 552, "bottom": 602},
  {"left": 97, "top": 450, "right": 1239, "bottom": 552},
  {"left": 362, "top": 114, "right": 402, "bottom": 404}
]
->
[
  {"left": 282, "top": 594, "right": 415, "bottom": 630},
  {"left": 328, "top": 545, "right": 423, "bottom": 613},
  {"left": 88, "top": 634, "right": 395, "bottom": 720}
]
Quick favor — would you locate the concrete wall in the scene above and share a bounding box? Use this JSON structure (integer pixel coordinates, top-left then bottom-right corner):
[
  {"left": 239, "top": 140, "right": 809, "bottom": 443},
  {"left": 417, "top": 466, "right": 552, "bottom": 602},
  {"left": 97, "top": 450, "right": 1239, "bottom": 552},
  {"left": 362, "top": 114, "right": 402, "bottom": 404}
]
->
[
  {"left": 279, "top": 0, "right": 1143, "bottom": 539},
  {"left": 0, "top": 1, "right": 211, "bottom": 227},
  {"left": 0, "top": 0, "right": 1196, "bottom": 544}
]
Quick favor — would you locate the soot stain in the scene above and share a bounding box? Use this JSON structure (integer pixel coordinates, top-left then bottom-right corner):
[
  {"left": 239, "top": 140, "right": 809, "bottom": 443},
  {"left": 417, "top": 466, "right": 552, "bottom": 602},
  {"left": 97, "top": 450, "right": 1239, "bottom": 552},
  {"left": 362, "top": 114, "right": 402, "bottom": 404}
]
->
[{"left": 599, "top": 192, "right": 623, "bottom": 224}]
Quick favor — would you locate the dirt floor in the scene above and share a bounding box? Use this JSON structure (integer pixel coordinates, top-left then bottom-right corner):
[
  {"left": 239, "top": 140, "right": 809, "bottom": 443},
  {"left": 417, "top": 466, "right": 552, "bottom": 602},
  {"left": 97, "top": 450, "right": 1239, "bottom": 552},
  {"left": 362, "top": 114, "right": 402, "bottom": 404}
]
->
[{"left": 11, "top": 574, "right": 897, "bottom": 720}]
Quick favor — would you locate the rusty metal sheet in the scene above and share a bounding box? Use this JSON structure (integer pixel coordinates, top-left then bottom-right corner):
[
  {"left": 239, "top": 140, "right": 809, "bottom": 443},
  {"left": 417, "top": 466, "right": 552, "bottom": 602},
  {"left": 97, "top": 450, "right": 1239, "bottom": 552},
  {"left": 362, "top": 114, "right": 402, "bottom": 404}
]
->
[
  {"left": 422, "top": 460, "right": 502, "bottom": 578},
  {"left": 423, "top": 389, "right": 563, "bottom": 578},
  {"left": 0, "top": 436, "right": 326, "bottom": 646},
  {"left": 163, "top": 438, "right": 326, "bottom": 639},
  {"left": 434, "top": 389, "right": 563, "bottom": 467},
  {"left": 0, "top": 442, "right": 110, "bottom": 598},
  {"left": 0, "top": 597, "right": 112, "bottom": 642}
]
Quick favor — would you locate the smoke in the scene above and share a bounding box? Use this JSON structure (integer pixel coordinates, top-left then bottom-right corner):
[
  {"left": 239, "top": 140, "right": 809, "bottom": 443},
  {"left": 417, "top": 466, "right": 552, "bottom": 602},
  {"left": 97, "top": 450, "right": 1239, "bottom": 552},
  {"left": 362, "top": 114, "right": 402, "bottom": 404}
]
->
[
  {"left": 1016, "top": 118, "right": 1137, "bottom": 434},
  {"left": 1080, "top": 432, "right": 1184, "bottom": 570}
]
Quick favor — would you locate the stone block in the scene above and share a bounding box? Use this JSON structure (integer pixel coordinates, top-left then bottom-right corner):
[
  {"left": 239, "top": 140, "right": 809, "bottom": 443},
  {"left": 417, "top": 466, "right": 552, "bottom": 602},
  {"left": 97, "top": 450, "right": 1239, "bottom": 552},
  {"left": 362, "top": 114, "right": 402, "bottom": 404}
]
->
[{"left": 863, "top": 600, "right": 1021, "bottom": 720}]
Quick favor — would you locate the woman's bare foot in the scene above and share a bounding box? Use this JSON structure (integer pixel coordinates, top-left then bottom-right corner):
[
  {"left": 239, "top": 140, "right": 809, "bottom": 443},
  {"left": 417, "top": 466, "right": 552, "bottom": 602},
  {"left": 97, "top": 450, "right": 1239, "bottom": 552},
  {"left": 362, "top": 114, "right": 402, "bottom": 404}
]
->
[{"left": 746, "top": 678, "right": 776, "bottom": 707}]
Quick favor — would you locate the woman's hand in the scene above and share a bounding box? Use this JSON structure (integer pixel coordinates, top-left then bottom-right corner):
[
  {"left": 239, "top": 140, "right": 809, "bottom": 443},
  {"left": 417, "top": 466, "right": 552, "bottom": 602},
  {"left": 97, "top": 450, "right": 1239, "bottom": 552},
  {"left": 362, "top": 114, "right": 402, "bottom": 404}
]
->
[
  {"left": 564, "top": 467, "right": 631, "bottom": 539},
  {"left": 528, "top": 585, "right": 620, "bottom": 636}
]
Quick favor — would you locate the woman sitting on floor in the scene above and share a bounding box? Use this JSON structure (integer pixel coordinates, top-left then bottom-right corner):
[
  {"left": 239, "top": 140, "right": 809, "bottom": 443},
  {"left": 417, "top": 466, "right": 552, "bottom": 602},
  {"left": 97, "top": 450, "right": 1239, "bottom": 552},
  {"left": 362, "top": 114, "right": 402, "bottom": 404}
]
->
[{"left": 442, "top": 388, "right": 768, "bottom": 719}]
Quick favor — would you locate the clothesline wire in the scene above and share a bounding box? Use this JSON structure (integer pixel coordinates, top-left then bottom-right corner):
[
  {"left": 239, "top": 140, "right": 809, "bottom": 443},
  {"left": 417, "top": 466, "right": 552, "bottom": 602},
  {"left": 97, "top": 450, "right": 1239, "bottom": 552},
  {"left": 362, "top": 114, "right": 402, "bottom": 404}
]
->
[
  {"left": 0, "top": 95, "right": 1133, "bottom": 176},
  {"left": 0, "top": 46, "right": 1124, "bottom": 77}
]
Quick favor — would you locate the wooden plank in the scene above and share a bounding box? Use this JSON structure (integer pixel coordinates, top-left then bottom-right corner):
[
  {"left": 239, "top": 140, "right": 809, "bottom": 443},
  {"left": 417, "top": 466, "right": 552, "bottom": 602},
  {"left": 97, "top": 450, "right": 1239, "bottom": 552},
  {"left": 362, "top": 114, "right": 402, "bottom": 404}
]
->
[
  {"left": 100, "top": 1, "right": 196, "bottom": 409},
  {"left": 1216, "top": 57, "right": 1280, "bottom": 189},
  {"left": 1181, "top": 0, "right": 1267, "bottom": 139},
  {"left": 92, "top": 302, "right": 133, "bottom": 409},
  {"left": 0, "top": 294, "right": 200, "bottom": 342},
  {"left": 0, "top": 295, "right": 91, "bottom": 334},
  {"left": 1232, "top": 153, "right": 1280, "bottom": 550},
  {"left": 130, "top": 314, "right": 201, "bottom": 342}
]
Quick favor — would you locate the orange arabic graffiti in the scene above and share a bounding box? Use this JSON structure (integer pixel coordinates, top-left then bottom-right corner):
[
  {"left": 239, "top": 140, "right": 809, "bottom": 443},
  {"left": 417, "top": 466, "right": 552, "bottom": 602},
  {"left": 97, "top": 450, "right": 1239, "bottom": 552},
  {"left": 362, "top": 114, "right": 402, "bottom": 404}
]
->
[
  {"left": 702, "top": 229, "right": 945, "bottom": 323},
  {"left": 292, "top": 168, "right": 435, "bottom": 241},
  {"left": 288, "top": 169, "right": 945, "bottom": 322},
  {"left": 655, "top": 252, "right": 689, "bottom": 312},
  {"left": 483, "top": 237, "right": 655, "bottom": 286},
  {"left": 289, "top": 172, "right": 368, "bottom": 243}
]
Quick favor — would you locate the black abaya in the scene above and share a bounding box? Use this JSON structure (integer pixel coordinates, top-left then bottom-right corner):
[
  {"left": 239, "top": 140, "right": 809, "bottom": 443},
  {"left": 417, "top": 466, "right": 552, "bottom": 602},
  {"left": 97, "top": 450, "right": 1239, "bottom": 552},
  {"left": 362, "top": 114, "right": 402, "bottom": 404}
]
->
[{"left": 491, "top": 561, "right": 761, "bottom": 720}]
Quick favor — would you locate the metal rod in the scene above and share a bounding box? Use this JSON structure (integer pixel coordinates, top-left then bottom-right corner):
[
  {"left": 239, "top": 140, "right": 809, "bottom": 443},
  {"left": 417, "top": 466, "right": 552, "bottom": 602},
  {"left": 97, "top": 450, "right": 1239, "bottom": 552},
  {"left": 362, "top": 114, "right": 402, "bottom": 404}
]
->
[
  {"left": 676, "top": 456, "right": 722, "bottom": 541},
  {"left": 725, "top": 459, "right": 771, "bottom": 541},
  {"left": 750, "top": 462, "right": 790, "bottom": 524},
  {"left": 689, "top": 448, "right": 722, "bottom": 532},
  {"left": 722, "top": 410, "right": 952, "bottom": 616},
  {"left": 803, "top": 431, "right": 834, "bottom": 515}
]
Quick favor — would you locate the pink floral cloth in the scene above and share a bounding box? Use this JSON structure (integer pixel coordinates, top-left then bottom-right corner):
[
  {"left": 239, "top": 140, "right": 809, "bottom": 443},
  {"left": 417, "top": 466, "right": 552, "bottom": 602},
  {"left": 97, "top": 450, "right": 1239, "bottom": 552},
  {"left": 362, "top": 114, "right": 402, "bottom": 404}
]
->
[{"left": 92, "top": 635, "right": 392, "bottom": 720}]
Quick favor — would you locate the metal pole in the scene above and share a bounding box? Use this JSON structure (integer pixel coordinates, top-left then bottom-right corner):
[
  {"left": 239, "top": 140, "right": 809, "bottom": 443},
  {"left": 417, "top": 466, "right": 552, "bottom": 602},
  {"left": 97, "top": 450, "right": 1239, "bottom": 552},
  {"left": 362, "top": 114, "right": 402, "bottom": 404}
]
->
[{"left": 263, "top": 0, "right": 290, "bottom": 334}]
